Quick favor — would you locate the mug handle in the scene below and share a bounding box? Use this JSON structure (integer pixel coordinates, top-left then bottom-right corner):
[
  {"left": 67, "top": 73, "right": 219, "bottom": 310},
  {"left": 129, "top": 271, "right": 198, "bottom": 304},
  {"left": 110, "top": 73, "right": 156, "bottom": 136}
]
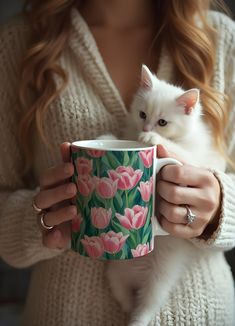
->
[{"left": 152, "top": 157, "right": 183, "bottom": 236}]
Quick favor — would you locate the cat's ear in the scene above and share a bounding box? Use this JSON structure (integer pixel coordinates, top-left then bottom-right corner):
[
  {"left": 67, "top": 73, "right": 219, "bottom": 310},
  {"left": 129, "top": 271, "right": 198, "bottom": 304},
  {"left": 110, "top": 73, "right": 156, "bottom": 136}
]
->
[
  {"left": 176, "top": 88, "right": 200, "bottom": 115},
  {"left": 141, "top": 65, "right": 154, "bottom": 90}
]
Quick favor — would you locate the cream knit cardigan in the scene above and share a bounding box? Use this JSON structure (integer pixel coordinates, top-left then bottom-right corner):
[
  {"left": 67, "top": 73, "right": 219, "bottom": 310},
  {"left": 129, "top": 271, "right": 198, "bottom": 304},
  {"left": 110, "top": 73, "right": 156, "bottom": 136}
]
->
[{"left": 0, "top": 8, "right": 235, "bottom": 326}]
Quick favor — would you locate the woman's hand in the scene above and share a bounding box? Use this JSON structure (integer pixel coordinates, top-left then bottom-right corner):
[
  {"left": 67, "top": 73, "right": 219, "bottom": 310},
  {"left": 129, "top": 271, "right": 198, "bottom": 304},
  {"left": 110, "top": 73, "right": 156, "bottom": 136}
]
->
[
  {"left": 156, "top": 145, "right": 222, "bottom": 239},
  {"left": 34, "top": 142, "right": 77, "bottom": 249}
]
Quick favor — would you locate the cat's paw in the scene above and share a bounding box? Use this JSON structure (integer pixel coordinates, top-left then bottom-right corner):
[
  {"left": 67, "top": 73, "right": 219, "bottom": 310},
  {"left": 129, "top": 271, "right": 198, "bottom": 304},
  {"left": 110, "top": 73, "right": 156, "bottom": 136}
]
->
[{"left": 138, "top": 131, "right": 162, "bottom": 145}]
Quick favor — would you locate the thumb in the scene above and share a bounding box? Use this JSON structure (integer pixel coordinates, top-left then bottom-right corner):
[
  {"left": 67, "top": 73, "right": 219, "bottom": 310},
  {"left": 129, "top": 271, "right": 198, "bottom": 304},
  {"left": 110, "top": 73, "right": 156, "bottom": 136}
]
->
[
  {"left": 157, "top": 144, "right": 186, "bottom": 164},
  {"left": 157, "top": 144, "right": 171, "bottom": 158}
]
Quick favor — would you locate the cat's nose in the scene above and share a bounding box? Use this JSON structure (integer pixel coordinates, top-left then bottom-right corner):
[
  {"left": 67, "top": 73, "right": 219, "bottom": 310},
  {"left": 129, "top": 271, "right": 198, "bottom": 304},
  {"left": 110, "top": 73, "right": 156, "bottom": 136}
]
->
[{"left": 143, "top": 124, "right": 151, "bottom": 132}]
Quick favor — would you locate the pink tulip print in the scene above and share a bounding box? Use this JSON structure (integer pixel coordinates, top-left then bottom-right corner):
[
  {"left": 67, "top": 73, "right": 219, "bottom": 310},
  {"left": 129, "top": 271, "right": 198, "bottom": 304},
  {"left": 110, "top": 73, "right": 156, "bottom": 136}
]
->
[
  {"left": 77, "top": 174, "right": 95, "bottom": 197},
  {"left": 81, "top": 235, "right": 104, "bottom": 258},
  {"left": 139, "top": 149, "right": 154, "bottom": 168},
  {"left": 77, "top": 157, "right": 93, "bottom": 175},
  {"left": 94, "top": 177, "right": 118, "bottom": 199},
  {"left": 100, "top": 231, "right": 129, "bottom": 254},
  {"left": 138, "top": 176, "right": 153, "bottom": 202},
  {"left": 131, "top": 243, "right": 151, "bottom": 258},
  {"left": 71, "top": 146, "right": 154, "bottom": 260},
  {"left": 71, "top": 213, "right": 83, "bottom": 232},
  {"left": 86, "top": 149, "right": 105, "bottom": 157},
  {"left": 115, "top": 205, "right": 148, "bottom": 230},
  {"left": 108, "top": 166, "right": 143, "bottom": 190},
  {"left": 91, "top": 207, "right": 112, "bottom": 229}
]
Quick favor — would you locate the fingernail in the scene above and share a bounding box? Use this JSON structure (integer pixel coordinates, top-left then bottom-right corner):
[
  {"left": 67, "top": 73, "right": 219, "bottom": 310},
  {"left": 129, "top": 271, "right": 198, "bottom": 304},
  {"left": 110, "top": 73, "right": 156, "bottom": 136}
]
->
[
  {"left": 66, "top": 184, "right": 75, "bottom": 194},
  {"left": 69, "top": 206, "right": 77, "bottom": 215},
  {"left": 64, "top": 164, "right": 72, "bottom": 175}
]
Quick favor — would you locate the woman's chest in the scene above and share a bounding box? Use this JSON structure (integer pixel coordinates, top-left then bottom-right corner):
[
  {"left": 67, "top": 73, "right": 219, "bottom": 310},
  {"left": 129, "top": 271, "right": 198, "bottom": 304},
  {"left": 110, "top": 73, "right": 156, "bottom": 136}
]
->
[
  {"left": 90, "top": 27, "right": 158, "bottom": 108},
  {"left": 32, "top": 73, "right": 123, "bottom": 177}
]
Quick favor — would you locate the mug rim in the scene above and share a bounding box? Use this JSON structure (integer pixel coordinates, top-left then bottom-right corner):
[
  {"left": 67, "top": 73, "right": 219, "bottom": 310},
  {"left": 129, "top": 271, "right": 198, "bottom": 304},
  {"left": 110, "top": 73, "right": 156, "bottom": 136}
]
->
[{"left": 71, "top": 140, "right": 154, "bottom": 151}]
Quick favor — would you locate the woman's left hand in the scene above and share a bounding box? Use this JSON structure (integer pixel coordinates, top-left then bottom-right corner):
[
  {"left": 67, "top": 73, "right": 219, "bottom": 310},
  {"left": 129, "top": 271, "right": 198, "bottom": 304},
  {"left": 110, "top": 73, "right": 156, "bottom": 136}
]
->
[{"left": 156, "top": 145, "right": 222, "bottom": 239}]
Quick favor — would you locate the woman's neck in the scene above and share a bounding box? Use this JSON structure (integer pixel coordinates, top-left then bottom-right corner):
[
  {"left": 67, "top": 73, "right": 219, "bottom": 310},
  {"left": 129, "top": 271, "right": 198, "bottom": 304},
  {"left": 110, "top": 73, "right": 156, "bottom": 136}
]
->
[{"left": 78, "top": 0, "right": 157, "bottom": 29}]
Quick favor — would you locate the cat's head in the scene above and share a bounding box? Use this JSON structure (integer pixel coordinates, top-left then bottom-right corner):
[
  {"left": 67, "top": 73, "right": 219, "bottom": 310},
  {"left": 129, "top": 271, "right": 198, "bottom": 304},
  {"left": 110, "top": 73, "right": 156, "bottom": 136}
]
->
[{"left": 130, "top": 65, "right": 202, "bottom": 140}]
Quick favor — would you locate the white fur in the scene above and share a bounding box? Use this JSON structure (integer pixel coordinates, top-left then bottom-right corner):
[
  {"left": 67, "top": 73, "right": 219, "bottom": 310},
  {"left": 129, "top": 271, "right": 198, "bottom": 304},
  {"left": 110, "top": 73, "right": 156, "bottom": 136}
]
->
[
  {"left": 100, "top": 66, "right": 226, "bottom": 326},
  {"left": 125, "top": 67, "right": 225, "bottom": 170}
]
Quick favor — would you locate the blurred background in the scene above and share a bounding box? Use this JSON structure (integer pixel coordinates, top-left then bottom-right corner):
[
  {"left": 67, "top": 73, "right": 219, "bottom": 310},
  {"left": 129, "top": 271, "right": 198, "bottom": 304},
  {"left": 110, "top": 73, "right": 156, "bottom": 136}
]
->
[{"left": 0, "top": 1, "right": 235, "bottom": 325}]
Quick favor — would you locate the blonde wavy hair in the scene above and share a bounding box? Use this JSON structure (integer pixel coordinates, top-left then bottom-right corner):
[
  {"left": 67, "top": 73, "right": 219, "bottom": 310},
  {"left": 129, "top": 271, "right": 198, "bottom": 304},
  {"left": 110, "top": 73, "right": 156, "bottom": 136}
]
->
[{"left": 19, "top": 0, "right": 230, "bottom": 171}]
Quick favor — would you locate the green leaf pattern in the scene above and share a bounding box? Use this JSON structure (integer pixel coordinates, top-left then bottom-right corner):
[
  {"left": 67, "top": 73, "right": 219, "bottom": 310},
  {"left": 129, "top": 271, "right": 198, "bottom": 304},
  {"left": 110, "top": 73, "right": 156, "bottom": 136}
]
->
[{"left": 71, "top": 147, "right": 154, "bottom": 260}]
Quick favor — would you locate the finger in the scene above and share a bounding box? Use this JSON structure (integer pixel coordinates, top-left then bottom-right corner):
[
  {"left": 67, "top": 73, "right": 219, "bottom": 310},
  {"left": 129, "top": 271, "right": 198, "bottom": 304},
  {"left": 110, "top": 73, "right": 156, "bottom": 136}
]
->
[
  {"left": 158, "top": 200, "right": 188, "bottom": 224},
  {"left": 158, "top": 199, "right": 203, "bottom": 228},
  {"left": 157, "top": 180, "right": 200, "bottom": 206},
  {"left": 43, "top": 205, "right": 77, "bottom": 227},
  {"left": 39, "top": 162, "right": 74, "bottom": 190},
  {"left": 42, "top": 228, "right": 63, "bottom": 249},
  {"left": 157, "top": 144, "right": 187, "bottom": 164},
  {"left": 159, "top": 216, "right": 204, "bottom": 239},
  {"left": 159, "top": 164, "right": 211, "bottom": 187},
  {"left": 42, "top": 222, "right": 71, "bottom": 249},
  {"left": 35, "top": 183, "right": 76, "bottom": 210},
  {"left": 60, "top": 142, "right": 71, "bottom": 163},
  {"left": 56, "top": 222, "right": 71, "bottom": 248}
]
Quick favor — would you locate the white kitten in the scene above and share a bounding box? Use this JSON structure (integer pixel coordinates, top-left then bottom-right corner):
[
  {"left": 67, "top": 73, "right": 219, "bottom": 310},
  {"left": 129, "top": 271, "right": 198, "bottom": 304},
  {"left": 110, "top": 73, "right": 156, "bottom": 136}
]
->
[
  {"left": 124, "top": 65, "right": 225, "bottom": 170},
  {"left": 104, "top": 65, "right": 225, "bottom": 326}
]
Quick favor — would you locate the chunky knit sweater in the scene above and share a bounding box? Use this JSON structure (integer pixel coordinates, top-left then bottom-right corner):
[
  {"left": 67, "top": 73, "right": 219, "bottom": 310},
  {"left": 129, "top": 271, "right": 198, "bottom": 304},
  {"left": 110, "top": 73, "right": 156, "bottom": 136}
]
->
[{"left": 0, "top": 8, "right": 235, "bottom": 326}]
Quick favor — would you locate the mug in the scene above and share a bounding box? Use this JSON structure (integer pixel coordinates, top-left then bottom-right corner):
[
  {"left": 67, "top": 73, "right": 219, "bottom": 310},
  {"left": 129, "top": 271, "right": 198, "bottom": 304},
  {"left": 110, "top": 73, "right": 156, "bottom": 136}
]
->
[{"left": 70, "top": 140, "right": 181, "bottom": 260}]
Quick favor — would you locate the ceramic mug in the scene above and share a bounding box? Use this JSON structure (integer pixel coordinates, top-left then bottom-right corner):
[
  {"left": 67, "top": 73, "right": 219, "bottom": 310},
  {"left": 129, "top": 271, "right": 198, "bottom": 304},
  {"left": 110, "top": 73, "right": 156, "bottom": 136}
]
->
[{"left": 70, "top": 140, "right": 181, "bottom": 260}]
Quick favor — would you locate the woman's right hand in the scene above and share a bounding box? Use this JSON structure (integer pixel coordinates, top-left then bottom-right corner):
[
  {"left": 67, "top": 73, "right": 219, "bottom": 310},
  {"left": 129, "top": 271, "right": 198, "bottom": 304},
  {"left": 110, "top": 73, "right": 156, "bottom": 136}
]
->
[{"left": 34, "top": 142, "right": 77, "bottom": 249}]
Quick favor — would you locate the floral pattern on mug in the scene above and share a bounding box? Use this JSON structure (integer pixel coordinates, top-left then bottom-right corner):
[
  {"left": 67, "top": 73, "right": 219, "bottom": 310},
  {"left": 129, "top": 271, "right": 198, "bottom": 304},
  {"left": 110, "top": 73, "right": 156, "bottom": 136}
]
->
[
  {"left": 100, "top": 231, "right": 129, "bottom": 254},
  {"left": 131, "top": 243, "right": 150, "bottom": 258},
  {"left": 77, "top": 157, "right": 93, "bottom": 175},
  {"left": 94, "top": 177, "right": 118, "bottom": 199},
  {"left": 91, "top": 207, "right": 112, "bottom": 229},
  {"left": 86, "top": 149, "right": 106, "bottom": 157},
  {"left": 108, "top": 166, "right": 143, "bottom": 190},
  {"left": 139, "top": 149, "right": 154, "bottom": 168},
  {"left": 77, "top": 174, "right": 94, "bottom": 197},
  {"left": 138, "top": 177, "right": 153, "bottom": 202},
  {"left": 81, "top": 235, "right": 104, "bottom": 258},
  {"left": 115, "top": 205, "right": 148, "bottom": 230},
  {"left": 71, "top": 147, "right": 154, "bottom": 260}
]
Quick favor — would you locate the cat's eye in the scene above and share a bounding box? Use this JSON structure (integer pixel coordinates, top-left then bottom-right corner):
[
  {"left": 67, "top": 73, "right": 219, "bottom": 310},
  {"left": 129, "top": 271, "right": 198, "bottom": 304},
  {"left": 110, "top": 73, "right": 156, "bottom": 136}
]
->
[
  {"left": 158, "top": 119, "right": 167, "bottom": 127},
  {"left": 139, "top": 111, "right": 147, "bottom": 120}
]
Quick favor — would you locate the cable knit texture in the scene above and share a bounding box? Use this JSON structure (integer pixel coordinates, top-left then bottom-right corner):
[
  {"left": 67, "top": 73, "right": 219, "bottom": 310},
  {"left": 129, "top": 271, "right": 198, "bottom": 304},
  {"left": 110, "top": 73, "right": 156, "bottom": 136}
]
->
[{"left": 0, "top": 8, "right": 235, "bottom": 326}]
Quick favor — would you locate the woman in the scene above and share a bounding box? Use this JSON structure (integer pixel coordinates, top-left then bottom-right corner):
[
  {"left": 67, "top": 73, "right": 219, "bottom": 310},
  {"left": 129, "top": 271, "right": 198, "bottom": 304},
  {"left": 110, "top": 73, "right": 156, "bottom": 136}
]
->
[{"left": 0, "top": 0, "right": 234, "bottom": 325}]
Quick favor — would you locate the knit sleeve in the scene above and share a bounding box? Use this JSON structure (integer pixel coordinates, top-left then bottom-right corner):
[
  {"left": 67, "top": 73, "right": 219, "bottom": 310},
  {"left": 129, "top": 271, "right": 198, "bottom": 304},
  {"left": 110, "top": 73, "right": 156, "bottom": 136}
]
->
[
  {"left": 0, "top": 20, "right": 63, "bottom": 268},
  {"left": 190, "top": 14, "right": 235, "bottom": 251},
  {"left": 190, "top": 170, "right": 235, "bottom": 250}
]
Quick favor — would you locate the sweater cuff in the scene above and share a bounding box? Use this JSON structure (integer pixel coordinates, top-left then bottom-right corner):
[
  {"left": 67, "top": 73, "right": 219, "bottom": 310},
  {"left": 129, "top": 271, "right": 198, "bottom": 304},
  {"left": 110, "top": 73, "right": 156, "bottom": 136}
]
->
[
  {"left": 190, "top": 170, "right": 235, "bottom": 250},
  {"left": 0, "top": 188, "right": 64, "bottom": 268}
]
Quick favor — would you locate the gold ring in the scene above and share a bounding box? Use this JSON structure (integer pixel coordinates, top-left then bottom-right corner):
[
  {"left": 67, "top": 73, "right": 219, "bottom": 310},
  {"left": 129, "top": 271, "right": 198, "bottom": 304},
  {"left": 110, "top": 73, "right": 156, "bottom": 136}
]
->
[
  {"left": 39, "top": 212, "right": 54, "bottom": 231},
  {"left": 32, "top": 198, "right": 43, "bottom": 213}
]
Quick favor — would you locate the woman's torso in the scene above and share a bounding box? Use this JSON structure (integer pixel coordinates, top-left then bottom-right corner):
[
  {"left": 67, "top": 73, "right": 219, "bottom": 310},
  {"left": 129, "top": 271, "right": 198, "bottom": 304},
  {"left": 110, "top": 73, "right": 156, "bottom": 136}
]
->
[{"left": 16, "top": 8, "right": 235, "bottom": 326}]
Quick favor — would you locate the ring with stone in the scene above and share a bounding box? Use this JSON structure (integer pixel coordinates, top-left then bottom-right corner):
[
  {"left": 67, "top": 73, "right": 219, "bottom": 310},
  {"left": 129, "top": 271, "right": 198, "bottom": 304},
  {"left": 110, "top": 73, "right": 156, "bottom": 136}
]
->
[{"left": 185, "top": 205, "right": 196, "bottom": 225}]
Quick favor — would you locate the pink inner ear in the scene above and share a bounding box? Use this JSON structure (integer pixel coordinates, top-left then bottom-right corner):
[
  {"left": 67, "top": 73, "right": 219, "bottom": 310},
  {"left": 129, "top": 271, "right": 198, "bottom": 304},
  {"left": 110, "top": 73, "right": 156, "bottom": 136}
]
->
[
  {"left": 176, "top": 89, "right": 199, "bottom": 115},
  {"left": 141, "top": 65, "right": 153, "bottom": 90}
]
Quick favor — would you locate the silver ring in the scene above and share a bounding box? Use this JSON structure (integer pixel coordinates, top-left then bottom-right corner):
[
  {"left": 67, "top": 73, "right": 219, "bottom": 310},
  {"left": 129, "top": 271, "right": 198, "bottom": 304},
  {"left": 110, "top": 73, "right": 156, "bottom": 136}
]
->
[
  {"left": 32, "top": 198, "right": 43, "bottom": 213},
  {"left": 185, "top": 205, "right": 196, "bottom": 225},
  {"left": 40, "top": 212, "right": 54, "bottom": 230}
]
